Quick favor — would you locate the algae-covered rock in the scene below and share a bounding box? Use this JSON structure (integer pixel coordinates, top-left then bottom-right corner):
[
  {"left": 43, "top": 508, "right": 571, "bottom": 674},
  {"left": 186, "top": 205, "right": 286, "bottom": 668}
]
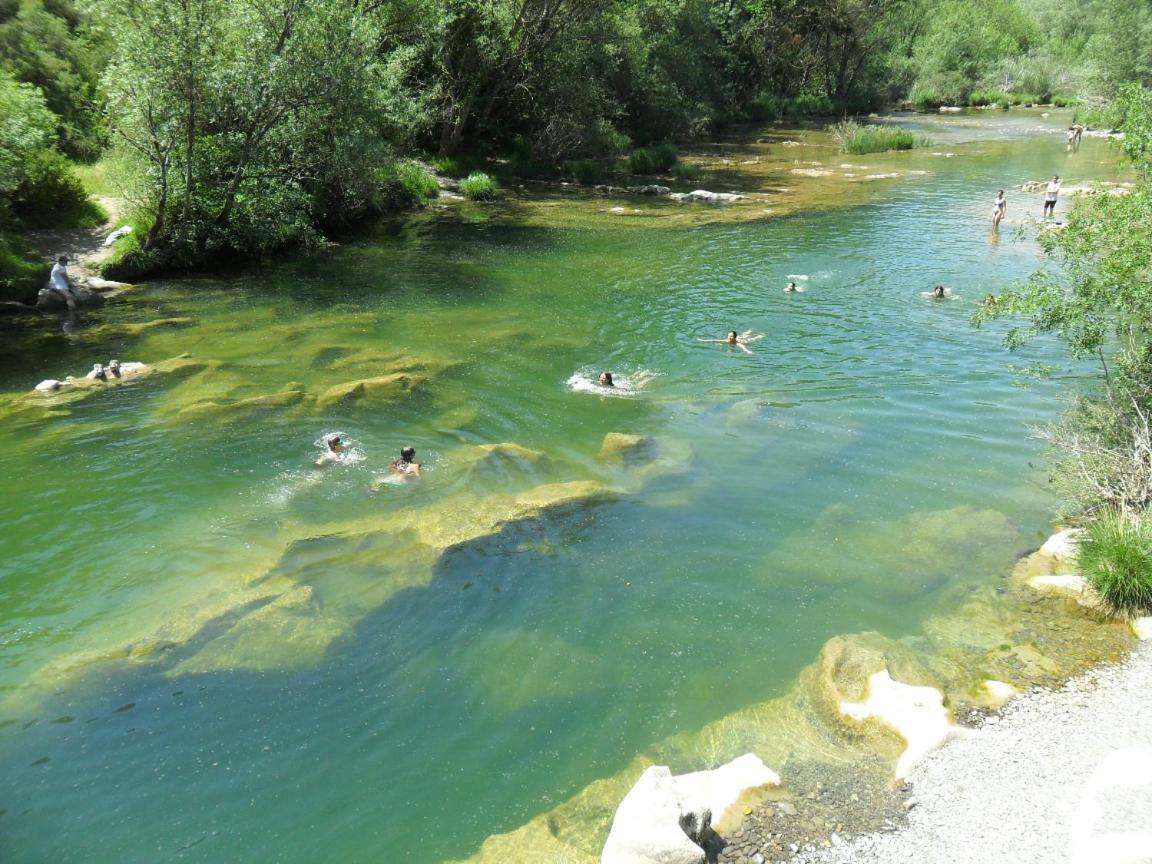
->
[
  {"left": 87, "top": 316, "right": 196, "bottom": 339},
  {"left": 599, "top": 433, "right": 656, "bottom": 465},
  {"left": 316, "top": 372, "right": 425, "bottom": 410},
  {"left": 176, "top": 388, "right": 312, "bottom": 421},
  {"left": 455, "top": 442, "right": 553, "bottom": 485}
]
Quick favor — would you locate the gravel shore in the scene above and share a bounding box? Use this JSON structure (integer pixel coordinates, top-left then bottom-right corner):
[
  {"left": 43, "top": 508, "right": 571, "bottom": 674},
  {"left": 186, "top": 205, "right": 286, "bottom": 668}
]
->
[{"left": 796, "top": 641, "right": 1152, "bottom": 864}]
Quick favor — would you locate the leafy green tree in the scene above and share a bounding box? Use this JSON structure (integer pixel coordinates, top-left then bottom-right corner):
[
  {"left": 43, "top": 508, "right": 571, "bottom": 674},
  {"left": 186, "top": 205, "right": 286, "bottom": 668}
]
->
[{"left": 0, "top": 69, "right": 55, "bottom": 197}]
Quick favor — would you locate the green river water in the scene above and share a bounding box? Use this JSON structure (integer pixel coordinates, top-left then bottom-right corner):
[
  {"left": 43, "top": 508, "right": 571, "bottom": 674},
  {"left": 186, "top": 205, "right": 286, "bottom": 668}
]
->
[{"left": 0, "top": 111, "right": 1127, "bottom": 862}]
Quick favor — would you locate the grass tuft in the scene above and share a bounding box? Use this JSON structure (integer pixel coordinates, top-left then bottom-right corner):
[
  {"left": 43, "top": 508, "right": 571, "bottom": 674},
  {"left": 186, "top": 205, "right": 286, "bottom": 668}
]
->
[
  {"left": 458, "top": 171, "right": 499, "bottom": 201},
  {"left": 829, "top": 120, "right": 929, "bottom": 155},
  {"left": 1078, "top": 508, "right": 1152, "bottom": 615}
]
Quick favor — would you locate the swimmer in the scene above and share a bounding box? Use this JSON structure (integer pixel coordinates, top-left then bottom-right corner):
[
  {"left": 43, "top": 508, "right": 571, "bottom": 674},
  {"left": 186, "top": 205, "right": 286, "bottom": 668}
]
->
[
  {"left": 314, "top": 434, "right": 348, "bottom": 467},
  {"left": 598, "top": 371, "right": 614, "bottom": 387},
  {"left": 699, "top": 330, "right": 764, "bottom": 354},
  {"left": 567, "top": 368, "right": 653, "bottom": 395},
  {"left": 784, "top": 281, "right": 801, "bottom": 293},
  {"left": 984, "top": 294, "right": 997, "bottom": 306},
  {"left": 920, "top": 285, "right": 950, "bottom": 300},
  {"left": 992, "top": 190, "right": 1006, "bottom": 228},
  {"left": 391, "top": 446, "right": 421, "bottom": 478},
  {"left": 85, "top": 363, "right": 107, "bottom": 381}
]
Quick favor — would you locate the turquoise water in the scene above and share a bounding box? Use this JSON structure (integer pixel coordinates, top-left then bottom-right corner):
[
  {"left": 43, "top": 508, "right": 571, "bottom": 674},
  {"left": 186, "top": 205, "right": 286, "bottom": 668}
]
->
[{"left": 0, "top": 112, "right": 1123, "bottom": 862}]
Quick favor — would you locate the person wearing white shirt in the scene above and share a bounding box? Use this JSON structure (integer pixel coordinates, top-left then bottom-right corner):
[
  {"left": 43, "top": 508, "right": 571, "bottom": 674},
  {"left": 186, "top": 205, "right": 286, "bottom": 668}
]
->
[{"left": 1043, "top": 175, "right": 1060, "bottom": 218}]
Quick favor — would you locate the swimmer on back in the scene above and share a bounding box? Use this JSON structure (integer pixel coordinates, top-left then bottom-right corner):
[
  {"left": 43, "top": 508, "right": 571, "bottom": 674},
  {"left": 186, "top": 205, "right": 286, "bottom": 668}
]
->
[{"left": 699, "top": 330, "right": 764, "bottom": 354}]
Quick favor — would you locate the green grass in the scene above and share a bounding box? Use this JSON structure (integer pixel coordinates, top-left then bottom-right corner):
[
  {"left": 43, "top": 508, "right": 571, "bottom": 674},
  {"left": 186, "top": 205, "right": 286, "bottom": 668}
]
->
[
  {"left": 0, "top": 229, "right": 46, "bottom": 302},
  {"left": 458, "top": 171, "right": 499, "bottom": 201},
  {"left": 567, "top": 159, "right": 600, "bottom": 185},
  {"left": 671, "top": 162, "right": 702, "bottom": 181},
  {"left": 628, "top": 143, "right": 678, "bottom": 175},
  {"left": 1078, "top": 508, "right": 1152, "bottom": 615},
  {"left": 829, "top": 121, "right": 929, "bottom": 155},
  {"left": 375, "top": 160, "right": 440, "bottom": 210}
]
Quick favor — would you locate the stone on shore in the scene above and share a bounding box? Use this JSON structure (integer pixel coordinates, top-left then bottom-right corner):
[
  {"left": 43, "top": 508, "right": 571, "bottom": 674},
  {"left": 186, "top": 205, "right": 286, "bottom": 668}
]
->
[
  {"left": 1038, "top": 528, "right": 1081, "bottom": 562},
  {"left": 669, "top": 190, "right": 744, "bottom": 204},
  {"left": 602, "top": 756, "right": 780, "bottom": 864},
  {"left": 839, "top": 670, "right": 963, "bottom": 779}
]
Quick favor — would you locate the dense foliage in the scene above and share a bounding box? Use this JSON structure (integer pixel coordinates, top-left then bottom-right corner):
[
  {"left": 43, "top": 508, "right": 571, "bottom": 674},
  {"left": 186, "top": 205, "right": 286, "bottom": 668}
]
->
[
  {"left": 1, "top": 0, "right": 1152, "bottom": 279},
  {"left": 829, "top": 121, "right": 928, "bottom": 154}
]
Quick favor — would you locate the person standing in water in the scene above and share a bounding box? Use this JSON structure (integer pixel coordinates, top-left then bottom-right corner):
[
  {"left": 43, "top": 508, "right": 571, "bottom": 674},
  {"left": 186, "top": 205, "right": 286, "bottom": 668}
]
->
[
  {"left": 992, "top": 190, "right": 1006, "bottom": 228},
  {"left": 1043, "top": 175, "right": 1060, "bottom": 219}
]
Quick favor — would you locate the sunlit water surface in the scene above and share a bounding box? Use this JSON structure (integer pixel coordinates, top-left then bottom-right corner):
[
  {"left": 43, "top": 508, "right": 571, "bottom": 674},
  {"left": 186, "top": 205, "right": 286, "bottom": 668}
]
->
[{"left": 0, "top": 111, "right": 1125, "bottom": 863}]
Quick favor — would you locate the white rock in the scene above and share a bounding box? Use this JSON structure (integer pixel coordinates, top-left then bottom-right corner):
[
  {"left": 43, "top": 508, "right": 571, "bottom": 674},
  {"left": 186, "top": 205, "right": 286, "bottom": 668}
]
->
[
  {"left": 1039, "top": 528, "right": 1082, "bottom": 561},
  {"left": 602, "top": 755, "right": 781, "bottom": 864},
  {"left": 1131, "top": 617, "right": 1152, "bottom": 640},
  {"left": 983, "top": 679, "right": 1018, "bottom": 705},
  {"left": 840, "top": 670, "right": 965, "bottom": 779},
  {"left": 1027, "top": 573, "right": 1088, "bottom": 596},
  {"left": 34, "top": 379, "right": 67, "bottom": 392},
  {"left": 601, "top": 766, "right": 707, "bottom": 864},
  {"left": 939, "top": 106, "right": 963, "bottom": 113},
  {"left": 102, "top": 225, "right": 133, "bottom": 247}
]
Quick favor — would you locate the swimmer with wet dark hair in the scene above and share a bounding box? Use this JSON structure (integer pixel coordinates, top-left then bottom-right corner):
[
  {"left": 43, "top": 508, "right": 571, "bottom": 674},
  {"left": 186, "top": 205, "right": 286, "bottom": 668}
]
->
[
  {"left": 391, "top": 446, "right": 421, "bottom": 478},
  {"left": 315, "top": 434, "right": 347, "bottom": 467},
  {"left": 699, "top": 329, "right": 764, "bottom": 354},
  {"left": 785, "top": 281, "right": 800, "bottom": 293},
  {"left": 920, "top": 285, "right": 950, "bottom": 300},
  {"left": 598, "top": 371, "right": 614, "bottom": 387}
]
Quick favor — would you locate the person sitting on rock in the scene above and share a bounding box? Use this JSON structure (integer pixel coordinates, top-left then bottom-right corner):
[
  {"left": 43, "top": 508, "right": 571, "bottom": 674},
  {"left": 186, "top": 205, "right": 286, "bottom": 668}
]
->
[
  {"left": 391, "top": 446, "right": 421, "bottom": 478},
  {"left": 598, "top": 371, "right": 615, "bottom": 387},
  {"left": 47, "top": 256, "right": 79, "bottom": 309},
  {"left": 85, "top": 363, "right": 108, "bottom": 381},
  {"left": 315, "top": 435, "right": 348, "bottom": 467}
]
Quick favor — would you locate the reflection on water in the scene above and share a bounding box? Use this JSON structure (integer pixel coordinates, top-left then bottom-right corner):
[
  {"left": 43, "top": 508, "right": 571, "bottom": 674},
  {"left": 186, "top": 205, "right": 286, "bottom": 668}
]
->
[{"left": 0, "top": 111, "right": 1130, "bottom": 864}]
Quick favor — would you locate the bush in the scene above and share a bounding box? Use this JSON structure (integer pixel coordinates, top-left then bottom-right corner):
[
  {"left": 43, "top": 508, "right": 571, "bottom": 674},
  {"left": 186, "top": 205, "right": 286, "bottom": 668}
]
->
[
  {"left": 788, "top": 93, "right": 835, "bottom": 117},
  {"left": 10, "top": 148, "right": 105, "bottom": 229},
  {"left": 829, "top": 120, "right": 929, "bottom": 155},
  {"left": 671, "top": 162, "right": 701, "bottom": 181},
  {"left": 568, "top": 159, "right": 599, "bottom": 185},
  {"left": 431, "top": 155, "right": 473, "bottom": 178},
  {"left": 459, "top": 171, "right": 498, "bottom": 201},
  {"left": 969, "top": 89, "right": 1011, "bottom": 107},
  {"left": 0, "top": 228, "right": 46, "bottom": 302},
  {"left": 1051, "top": 94, "right": 1077, "bottom": 108},
  {"left": 374, "top": 160, "right": 439, "bottom": 210},
  {"left": 1078, "top": 509, "right": 1152, "bottom": 615},
  {"left": 629, "top": 143, "right": 677, "bottom": 175}
]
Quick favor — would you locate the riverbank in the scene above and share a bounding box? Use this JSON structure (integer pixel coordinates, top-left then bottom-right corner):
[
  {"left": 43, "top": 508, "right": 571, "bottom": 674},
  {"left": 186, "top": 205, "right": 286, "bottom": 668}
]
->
[{"left": 797, "top": 639, "right": 1152, "bottom": 864}]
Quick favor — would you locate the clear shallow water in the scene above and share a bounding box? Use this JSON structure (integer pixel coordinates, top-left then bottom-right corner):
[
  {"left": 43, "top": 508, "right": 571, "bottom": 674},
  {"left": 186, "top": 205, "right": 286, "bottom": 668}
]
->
[{"left": 0, "top": 113, "right": 1125, "bottom": 862}]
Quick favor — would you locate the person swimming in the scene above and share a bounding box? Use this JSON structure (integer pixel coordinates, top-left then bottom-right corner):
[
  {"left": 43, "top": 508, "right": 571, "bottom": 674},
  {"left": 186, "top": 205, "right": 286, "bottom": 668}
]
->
[
  {"left": 391, "top": 446, "right": 421, "bottom": 478},
  {"left": 921, "top": 285, "right": 950, "bottom": 300},
  {"left": 699, "top": 330, "right": 764, "bottom": 354},
  {"left": 784, "top": 281, "right": 801, "bottom": 293},
  {"left": 314, "top": 434, "right": 348, "bottom": 467},
  {"left": 598, "top": 371, "right": 614, "bottom": 387}
]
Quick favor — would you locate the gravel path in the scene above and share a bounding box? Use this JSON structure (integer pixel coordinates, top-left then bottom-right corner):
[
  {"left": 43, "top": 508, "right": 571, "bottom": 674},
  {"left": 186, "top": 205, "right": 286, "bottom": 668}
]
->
[{"left": 798, "top": 642, "right": 1152, "bottom": 864}]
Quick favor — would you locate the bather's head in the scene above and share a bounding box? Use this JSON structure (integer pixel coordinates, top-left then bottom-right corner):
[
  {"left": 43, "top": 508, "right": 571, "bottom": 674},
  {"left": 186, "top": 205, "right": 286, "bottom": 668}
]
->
[
  {"left": 327, "top": 435, "right": 344, "bottom": 452},
  {"left": 727, "top": 330, "right": 738, "bottom": 343},
  {"left": 598, "top": 371, "right": 614, "bottom": 387},
  {"left": 400, "top": 446, "right": 416, "bottom": 463},
  {"left": 932, "top": 285, "right": 945, "bottom": 298}
]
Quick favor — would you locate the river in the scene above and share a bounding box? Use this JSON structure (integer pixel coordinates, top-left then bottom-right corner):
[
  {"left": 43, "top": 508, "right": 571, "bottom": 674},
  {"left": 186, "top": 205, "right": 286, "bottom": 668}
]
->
[{"left": 0, "top": 109, "right": 1127, "bottom": 863}]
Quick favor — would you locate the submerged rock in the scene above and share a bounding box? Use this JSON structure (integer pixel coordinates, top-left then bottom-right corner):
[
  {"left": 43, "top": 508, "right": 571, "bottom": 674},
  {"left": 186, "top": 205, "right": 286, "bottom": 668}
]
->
[
  {"left": 177, "top": 388, "right": 312, "bottom": 421},
  {"left": 599, "top": 433, "right": 656, "bottom": 465},
  {"left": 1038, "top": 528, "right": 1081, "bottom": 562},
  {"left": 316, "top": 372, "right": 424, "bottom": 409}
]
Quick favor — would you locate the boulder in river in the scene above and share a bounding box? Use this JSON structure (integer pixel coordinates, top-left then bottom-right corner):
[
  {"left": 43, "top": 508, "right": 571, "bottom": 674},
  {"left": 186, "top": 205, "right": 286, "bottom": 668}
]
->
[{"left": 602, "top": 755, "right": 780, "bottom": 864}]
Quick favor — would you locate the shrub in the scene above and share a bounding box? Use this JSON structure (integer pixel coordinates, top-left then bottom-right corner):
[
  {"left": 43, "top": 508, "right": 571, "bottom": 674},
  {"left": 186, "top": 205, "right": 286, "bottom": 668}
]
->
[
  {"left": 1051, "top": 94, "right": 1077, "bottom": 108},
  {"left": 431, "top": 155, "right": 472, "bottom": 178},
  {"left": 568, "top": 159, "right": 599, "bottom": 185},
  {"left": 459, "top": 171, "right": 498, "bottom": 201},
  {"left": 969, "top": 90, "right": 1011, "bottom": 107},
  {"left": 671, "top": 162, "right": 701, "bottom": 181},
  {"left": 11, "top": 148, "right": 105, "bottom": 229},
  {"left": 1078, "top": 509, "right": 1152, "bottom": 615},
  {"left": 746, "top": 94, "right": 782, "bottom": 122},
  {"left": 0, "top": 229, "right": 46, "bottom": 302},
  {"left": 375, "top": 160, "right": 439, "bottom": 210},
  {"left": 829, "top": 120, "right": 929, "bottom": 155},
  {"left": 629, "top": 143, "right": 677, "bottom": 175},
  {"left": 788, "top": 93, "right": 835, "bottom": 117}
]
